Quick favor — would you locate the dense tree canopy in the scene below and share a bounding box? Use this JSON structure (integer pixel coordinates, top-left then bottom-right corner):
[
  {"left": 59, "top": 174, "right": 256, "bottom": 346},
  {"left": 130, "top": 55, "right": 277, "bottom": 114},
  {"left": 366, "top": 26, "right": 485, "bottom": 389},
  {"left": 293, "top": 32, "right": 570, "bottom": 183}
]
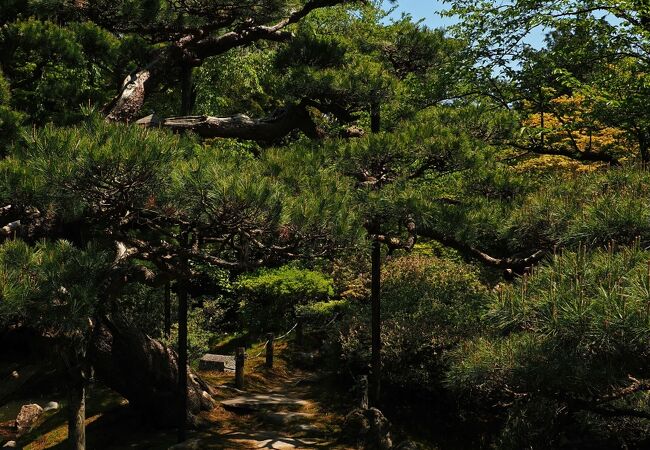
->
[{"left": 3, "top": 0, "right": 650, "bottom": 449}]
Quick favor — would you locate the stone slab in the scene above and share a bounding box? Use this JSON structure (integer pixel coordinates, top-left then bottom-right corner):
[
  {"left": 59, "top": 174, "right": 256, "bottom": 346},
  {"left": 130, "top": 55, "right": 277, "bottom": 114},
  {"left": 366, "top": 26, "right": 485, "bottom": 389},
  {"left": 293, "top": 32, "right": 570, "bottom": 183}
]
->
[
  {"left": 221, "top": 394, "right": 309, "bottom": 413},
  {"left": 198, "top": 354, "right": 235, "bottom": 372}
]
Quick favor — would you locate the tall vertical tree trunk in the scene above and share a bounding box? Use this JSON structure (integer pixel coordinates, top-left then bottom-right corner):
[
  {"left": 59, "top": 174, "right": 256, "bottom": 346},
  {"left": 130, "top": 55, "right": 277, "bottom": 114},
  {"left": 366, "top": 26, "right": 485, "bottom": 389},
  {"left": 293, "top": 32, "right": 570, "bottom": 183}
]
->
[
  {"left": 370, "top": 240, "right": 381, "bottom": 406},
  {"left": 539, "top": 86, "right": 546, "bottom": 151},
  {"left": 164, "top": 282, "right": 172, "bottom": 338},
  {"left": 67, "top": 371, "right": 86, "bottom": 450},
  {"left": 369, "top": 98, "right": 382, "bottom": 406},
  {"left": 180, "top": 66, "right": 194, "bottom": 116},
  {"left": 177, "top": 286, "right": 188, "bottom": 443}
]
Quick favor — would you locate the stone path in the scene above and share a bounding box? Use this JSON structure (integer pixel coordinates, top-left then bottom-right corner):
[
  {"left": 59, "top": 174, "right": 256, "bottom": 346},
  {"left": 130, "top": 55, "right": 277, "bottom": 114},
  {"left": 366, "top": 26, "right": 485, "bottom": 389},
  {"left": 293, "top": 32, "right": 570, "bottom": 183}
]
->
[
  {"left": 216, "top": 387, "right": 337, "bottom": 449},
  {"left": 221, "top": 393, "right": 309, "bottom": 413}
]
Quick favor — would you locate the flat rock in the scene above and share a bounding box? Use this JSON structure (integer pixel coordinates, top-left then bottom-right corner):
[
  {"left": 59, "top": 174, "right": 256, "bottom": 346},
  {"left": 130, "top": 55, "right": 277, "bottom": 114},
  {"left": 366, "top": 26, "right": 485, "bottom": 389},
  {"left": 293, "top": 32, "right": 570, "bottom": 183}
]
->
[
  {"left": 261, "top": 411, "right": 314, "bottom": 426},
  {"left": 219, "top": 430, "right": 332, "bottom": 449},
  {"left": 198, "top": 354, "right": 234, "bottom": 372},
  {"left": 221, "top": 394, "right": 309, "bottom": 413}
]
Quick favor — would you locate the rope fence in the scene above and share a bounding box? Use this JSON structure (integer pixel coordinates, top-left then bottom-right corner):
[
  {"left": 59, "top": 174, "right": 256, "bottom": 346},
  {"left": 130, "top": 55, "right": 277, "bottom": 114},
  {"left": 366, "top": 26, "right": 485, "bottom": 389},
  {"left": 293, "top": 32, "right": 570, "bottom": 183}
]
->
[
  {"left": 232, "top": 314, "right": 344, "bottom": 386},
  {"left": 246, "top": 314, "right": 340, "bottom": 358}
]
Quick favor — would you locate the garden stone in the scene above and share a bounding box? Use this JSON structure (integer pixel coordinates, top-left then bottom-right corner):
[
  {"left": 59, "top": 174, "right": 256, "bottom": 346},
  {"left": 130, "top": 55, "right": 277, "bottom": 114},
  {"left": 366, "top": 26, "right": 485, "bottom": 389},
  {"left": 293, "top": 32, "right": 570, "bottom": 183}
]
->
[
  {"left": 15, "top": 403, "right": 43, "bottom": 435},
  {"left": 342, "top": 407, "right": 392, "bottom": 450},
  {"left": 198, "top": 354, "right": 234, "bottom": 372}
]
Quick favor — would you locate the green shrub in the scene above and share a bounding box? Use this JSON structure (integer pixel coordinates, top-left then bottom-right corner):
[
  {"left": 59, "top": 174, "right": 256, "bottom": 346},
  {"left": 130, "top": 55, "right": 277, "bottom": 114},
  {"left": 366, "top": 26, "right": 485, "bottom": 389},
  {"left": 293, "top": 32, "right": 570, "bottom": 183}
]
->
[
  {"left": 164, "top": 307, "right": 212, "bottom": 366},
  {"left": 447, "top": 243, "right": 650, "bottom": 448},
  {"left": 237, "top": 265, "right": 335, "bottom": 332},
  {"left": 339, "top": 255, "right": 489, "bottom": 392},
  {"left": 295, "top": 299, "right": 350, "bottom": 322},
  {"left": 0, "top": 69, "right": 22, "bottom": 149}
]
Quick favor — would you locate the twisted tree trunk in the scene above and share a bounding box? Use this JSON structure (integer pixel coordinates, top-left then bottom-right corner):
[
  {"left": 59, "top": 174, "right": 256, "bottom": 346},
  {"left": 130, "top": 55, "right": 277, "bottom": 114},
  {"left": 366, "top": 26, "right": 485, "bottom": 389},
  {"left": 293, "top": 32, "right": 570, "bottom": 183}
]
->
[
  {"left": 88, "top": 316, "right": 214, "bottom": 428},
  {"left": 67, "top": 372, "right": 86, "bottom": 450},
  {"left": 135, "top": 103, "right": 323, "bottom": 142}
]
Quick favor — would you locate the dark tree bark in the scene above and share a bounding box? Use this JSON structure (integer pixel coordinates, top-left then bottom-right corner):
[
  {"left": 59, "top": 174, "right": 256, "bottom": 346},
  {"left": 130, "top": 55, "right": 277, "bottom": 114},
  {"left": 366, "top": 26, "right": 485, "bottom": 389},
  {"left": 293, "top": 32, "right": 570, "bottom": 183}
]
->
[
  {"left": 369, "top": 100, "right": 382, "bottom": 406},
  {"left": 164, "top": 282, "right": 172, "bottom": 339},
  {"left": 88, "top": 315, "right": 214, "bottom": 428},
  {"left": 135, "top": 103, "right": 323, "bottom": 142},
  {"left": 370, "top": 239, "right": 381, "bottom": 406},
  {"left": 177, "top": 287, "right": 188, "bottom": 443},
  {"left": 419, "top": 228, "right": 545, "bottom": 273},
  {"left": 67, "top": 369, "right": 86, "bottom": 450},
  {"left": 180, "top": 65, "right": 194, "bottom": 116},
  {"left": 105, "top": 0, "right": 352, "bottom": 122}
]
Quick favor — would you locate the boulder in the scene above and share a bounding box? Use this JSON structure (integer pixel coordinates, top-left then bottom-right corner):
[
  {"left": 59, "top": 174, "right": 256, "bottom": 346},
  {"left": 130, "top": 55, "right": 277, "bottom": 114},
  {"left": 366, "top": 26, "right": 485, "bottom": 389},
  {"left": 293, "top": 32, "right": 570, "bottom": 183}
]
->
[
  {"left": 15, "top": 403, "right": 43, "bottom": 435},
  {"left": 342, "top": 407, "right": 392, "bottom": 450}
]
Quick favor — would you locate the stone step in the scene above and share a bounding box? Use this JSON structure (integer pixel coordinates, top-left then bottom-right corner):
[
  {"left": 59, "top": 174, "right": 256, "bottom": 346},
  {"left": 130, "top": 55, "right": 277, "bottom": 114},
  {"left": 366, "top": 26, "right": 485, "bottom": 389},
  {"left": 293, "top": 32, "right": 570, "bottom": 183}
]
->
[
  {"left": 221, "top": 394, "right": 309, "bottom": 413},
  {"left": 217, "top": 430, "right": 332, "bottom": 449},
  {"left": 260, "top": 411, "right": 314, "bottom": 426}
]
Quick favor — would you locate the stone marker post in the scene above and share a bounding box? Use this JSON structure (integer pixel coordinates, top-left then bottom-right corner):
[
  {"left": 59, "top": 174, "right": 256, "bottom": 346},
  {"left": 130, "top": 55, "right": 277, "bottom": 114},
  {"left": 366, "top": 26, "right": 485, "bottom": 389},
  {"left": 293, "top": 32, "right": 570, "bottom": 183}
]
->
[
  {"left": 235, "top": 347, "right": 245, "bottom": 389},
  {"left": 265, "top": 333, "right": 274, "bottom": 368}
]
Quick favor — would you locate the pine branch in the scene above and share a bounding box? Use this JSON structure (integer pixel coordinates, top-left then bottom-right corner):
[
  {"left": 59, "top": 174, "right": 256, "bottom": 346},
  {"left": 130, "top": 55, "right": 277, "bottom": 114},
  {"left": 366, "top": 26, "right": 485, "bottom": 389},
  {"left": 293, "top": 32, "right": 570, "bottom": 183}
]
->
[
  {"left": 420, "top": 228, "right": 545, "bottom": 271},
  {"left": 135, "top": 103, "right": 323, "bottom": 141},
  {"left": 105, "top": 0, "right": 357, "bottom": 122}
]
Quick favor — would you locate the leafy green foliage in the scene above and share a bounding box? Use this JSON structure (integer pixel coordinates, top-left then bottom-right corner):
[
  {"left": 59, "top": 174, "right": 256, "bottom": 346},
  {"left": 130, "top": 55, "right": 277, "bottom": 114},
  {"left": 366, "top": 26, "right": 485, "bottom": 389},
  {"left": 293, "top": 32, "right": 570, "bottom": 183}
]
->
[
  {"left": 340, "top": 254, "right": 489, "bottom": 391},
  {"left": 447, "top": 244, "right": 650, "bottom": 448},
  {"left": 0, "top": 117, "right": 181, "bottom": 220},
  {"left": 0, "top": 239, "right": 109, "bottom": 339},
  {"left": 194, "top": 49, "right": 276, "bottom": 117},
  {"left": 0, "top": 19, "right": 126, "bottom": 124},
  {"left": 237, "top": 265, "right": 335, "bottom": 331},
  {"left": 0, "top": 69, "right": 22, "bottom": 149},
  {"left": 295, "top": 299, "right": 350, "bottom": 321}
]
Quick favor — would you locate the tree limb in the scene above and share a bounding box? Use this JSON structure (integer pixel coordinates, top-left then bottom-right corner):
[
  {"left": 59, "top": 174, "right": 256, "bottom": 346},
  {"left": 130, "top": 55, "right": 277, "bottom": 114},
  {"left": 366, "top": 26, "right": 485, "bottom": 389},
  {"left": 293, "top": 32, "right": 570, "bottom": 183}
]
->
[
  {"left": 105, "top": 0, "right": 355, "bottom": 122},
  {"left": 135, "top": 103, "right": 323, "bottom": 142},
  {"left": 420, "top": 228, "right": 545, "bottom": 271}
]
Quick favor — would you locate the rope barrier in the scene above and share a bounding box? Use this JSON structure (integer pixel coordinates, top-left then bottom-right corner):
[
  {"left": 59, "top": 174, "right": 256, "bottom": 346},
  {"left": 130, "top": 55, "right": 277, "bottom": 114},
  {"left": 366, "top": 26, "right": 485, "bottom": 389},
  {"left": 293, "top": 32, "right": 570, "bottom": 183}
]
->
[
  {"left": 249, "top": 340, "right": 269, "bottom": 358},
  {"left": 276, "top": 322, "right": 298, "bottom": 341},
  {"left": 246, "top": 315, "right": 338, "bottom": 358},
  {"left": 308, "top": 313, "right": 340, "bottom": 333}
]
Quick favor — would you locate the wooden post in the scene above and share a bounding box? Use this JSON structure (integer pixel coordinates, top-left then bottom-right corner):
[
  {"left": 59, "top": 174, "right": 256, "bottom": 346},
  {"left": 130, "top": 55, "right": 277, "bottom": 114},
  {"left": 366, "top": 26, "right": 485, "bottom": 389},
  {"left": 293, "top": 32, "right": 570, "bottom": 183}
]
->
[
  {"left": 235, "top": 347, "right": 245, "bottom": 389},
  {"left": 265, "top": 333, "right": 274, "bottom": 368},
  {"left": 296, "top": 319, "right": 304, "bottom": 347}
]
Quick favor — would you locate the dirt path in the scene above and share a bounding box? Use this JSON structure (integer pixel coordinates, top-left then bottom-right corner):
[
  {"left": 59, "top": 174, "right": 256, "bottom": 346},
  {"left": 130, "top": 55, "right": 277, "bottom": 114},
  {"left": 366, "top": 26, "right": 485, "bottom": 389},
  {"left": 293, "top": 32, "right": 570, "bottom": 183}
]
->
[{"left": 182, "top": 342, "right": 352, "bottom": 449}]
